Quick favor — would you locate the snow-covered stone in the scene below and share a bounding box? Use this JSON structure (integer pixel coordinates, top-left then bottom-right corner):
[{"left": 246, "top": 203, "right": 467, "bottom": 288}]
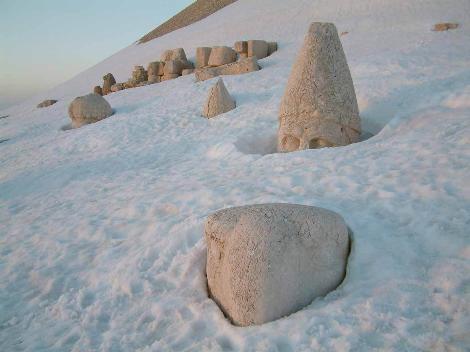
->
[
  {"left": 205, "top": 203, "right": 350, "bottom": 326},
  {"left": 278, "top": 22, "right": 361, "bottom": 152},
  {"left": 102, "top": 73, "right": 116, "bottom": 95},
  {"left": 202, "top": 78, "right": 235, "bottom": 118},
  {"left": 195, "top": 56, "right": 259, "bottom": 81},
  {"left": 68, "top": 93, "right": 113, "bottom": 128},
  {"left": 432, "top": 22, "right": 459, "bottom": 31},
  {"left": 36, "top": 99, "right": 57, "bottom": 108},
  {"left": 208, "top": 46, "right": 237, "bottom": 67},
  {"left": 196, "top": 47, "right": 212, "bottom": 68},
  {"left": 248, "top": 40, "right": 268, "bottom": 59}
]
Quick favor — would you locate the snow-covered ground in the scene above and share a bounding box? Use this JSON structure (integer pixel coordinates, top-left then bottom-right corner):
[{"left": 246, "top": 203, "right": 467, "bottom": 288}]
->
[{"left": 1, "top": 0, "right": 469, "bottom": 350}]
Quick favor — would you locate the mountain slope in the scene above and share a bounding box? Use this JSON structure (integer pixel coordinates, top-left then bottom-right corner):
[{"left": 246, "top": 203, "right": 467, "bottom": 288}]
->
[
  {"left": 138, "top": 0, "right": 238, "bottom": 44},
  {"left": 1, "top": 0, "right": 469, "bottom": 351}
]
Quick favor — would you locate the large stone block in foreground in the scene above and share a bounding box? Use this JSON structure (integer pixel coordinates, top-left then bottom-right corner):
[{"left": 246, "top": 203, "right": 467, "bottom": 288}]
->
[
  {"left": 205, "top": 203, "right": 349, "bottom": 326},
  {"left": 278, "top": 23, "right": 361, "bottom": 152},
  {"left": 68, "top": 93, "right": 113, "bottom": 128}
]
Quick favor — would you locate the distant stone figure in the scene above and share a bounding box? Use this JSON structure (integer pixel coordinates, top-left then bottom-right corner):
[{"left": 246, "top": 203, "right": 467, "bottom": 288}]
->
[
  {"left": 93, "top": 86, "right": 103, "bottom": 96},
  {"left": 205, "top": 203, "right": 350, "bottom": 326},
  {"left": 202, "top": 78, "right": 235, "bottom": 118},
  {"left": 432, "top": 22, "right": 459, "bottom": 31},
  {"left": 147, "top": 61, "right": 165, "bottom": 82},
  {"left": 208, "top": 46, "right": 237, "bottom": 67},
  {"left": 248, "top": 40, "right": 268, "bottom": 59},
  {"left": 196, "top": 47, "right": 212, "bottom": 68},
  {"left": 195, "top": 56, "right": 259, "bottom": 81},
  {"left": 131, "top": 66, "right": 148, "bottom": 85},
  {"left": 102, "top": 73, "right": 116, "bottom": 95},
  {"left": 37, "top": 99, "right": 57, "bottom": 108},
  {"left": 68, "top": 93, "right": 113, "bottom": 128},
  {"left": 161, "top": 48, "right": 188, "bottom": 61},
  {"left": 278, "top": 22, "right": 361, "bottom": 152}
]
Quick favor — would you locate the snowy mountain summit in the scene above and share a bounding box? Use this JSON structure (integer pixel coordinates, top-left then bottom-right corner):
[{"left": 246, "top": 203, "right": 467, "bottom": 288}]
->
[{"left": 1, "top": 0, "right": 469, "bottom": 351}]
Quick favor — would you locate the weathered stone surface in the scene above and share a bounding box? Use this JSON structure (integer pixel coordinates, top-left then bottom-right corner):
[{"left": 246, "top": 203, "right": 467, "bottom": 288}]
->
[
  {"left": 234, "top": 41, "right": 248, "bottom": 53},
  {"left": 195, "top": 56, "right": 259, "bottom": 81},
  {"left": 239, "top": 52, "right": 248, "bottom": 59},
  {"left": 148, "top": 75, "right": 161, "bottom": 83},
  {"left": 135, "top": 81, "right": 152, "bottom": 87},
  {"left": 147, "top": 61, "right": 165, "bottom": 77},
  {"left": 182, "top": 68, "right": 195, "bottom": 75},
  {"left": 131, "top": 66, "right": 148, "bottom": 85},
  {"left": 202, "top": 78, "right": 235, "bottom": 118},
  {"left": 111, "top": 83, "right": 125, "bottom": 92},
  {"left": 164, "top": 60, "right": 184, "bottom": 75},
  {"left": 37, "top": 99, "right": 58, "bottom": 108},
  {"left": 102, "top": 73, "right": 116, "bottom": 95},
  {"left": 161, "top": 48, "right": 188, "bottom": 61},
  {"left": 248, "top": 40, "right": 268, "bottom": 59},
  {"left": 205, "top": 203, "right": 349, "bottom": 326},
  {"left": 267, "top": 41, "right": 278, "bottom": 56},
  {"left": 278, "top": 22, "right": 360, "bottom": 152},
  {"left": 68, "top": 93, "right": 113, "bottom": 128},
  {"left": 196, "top": 47, "right": 212, "bottom": 68},
  {"left": 93, "top": 86, "right": 103, "bottom": 96},
  {"left": 161, "top": 73, "right": 180, "bottom": 81},
  {"left": 208, "top": 46, "right": 237, "bottom": 67},
  {"left": 161, "top": 49, "right": 173, "bottom": 62},
  {"left": 432, "top": 22, "right": 459, "bottom": 31}
]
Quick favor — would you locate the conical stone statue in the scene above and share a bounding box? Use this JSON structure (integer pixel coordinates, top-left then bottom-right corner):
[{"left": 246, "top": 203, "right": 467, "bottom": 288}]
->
[
  {"left": 202, "top": 78, "right": 236, "bottom": 118},
  {"left": 278, "top": 22, "right": 361, "bottom": 152}
]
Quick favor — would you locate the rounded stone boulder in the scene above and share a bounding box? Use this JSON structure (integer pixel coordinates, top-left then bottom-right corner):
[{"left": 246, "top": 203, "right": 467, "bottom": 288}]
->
[
  {"left": 205, "top": 203, "right": 350, "bottom": 326},
  {"left": 68, "top": 93, "right": 113, "bottom": 128}
]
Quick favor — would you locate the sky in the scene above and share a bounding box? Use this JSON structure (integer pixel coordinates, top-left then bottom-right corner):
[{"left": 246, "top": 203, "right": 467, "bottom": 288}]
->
[{"left": 0, "top": 0, "right": 193, "bottom": 110}]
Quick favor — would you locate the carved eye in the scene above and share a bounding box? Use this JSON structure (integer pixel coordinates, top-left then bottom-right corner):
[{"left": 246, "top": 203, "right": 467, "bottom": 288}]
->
[
  {"left": 281, "top": 135, "right": 300, "bottom": 151},
  {"left": 309, "top": 138, "right": 333, "bottom": 149}
]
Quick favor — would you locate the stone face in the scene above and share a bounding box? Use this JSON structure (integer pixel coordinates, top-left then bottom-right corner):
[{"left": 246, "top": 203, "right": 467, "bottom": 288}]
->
[
  {"left": 234, "top": 41, "right": 248, "bottom": 53},
  {"left": 182, "top": 68, "right": 195, "bottom": 75},
  {"left": 111, "top": 83, "right": 125, "bottom": 92},
  {"left": 267, "top": 41, "right": 278, "bottom": 56},
  {"left": 93, "top": 86, "right": 103, "bottom": 96},
  {"left": 248, "top": 40, "right": 269, "bottom": 59},
  {"left": 196, "top": 47, "right": 212, "bottom": 68},
  {"left": 37, "top": 99, "right": 57, "bottom": 108},
  {"left": 102, "top": 73, "right": 116, "bottom": 95},
  {"left": 68, "top": 93, "right": 113, "bottom": 128},
  {"left": 278, "top": 22, "right": 360, "bottom": 152},
  {"left": 195, "top": 56, "right": 260, "bottom": 81},
  {"left": 164, "top": 60, "right": 184, "bottom": 75},
  {"left": 131, "top": 66, "right": 148, "bottom": 85},
  {"left": 161, "top": 48, "right": 188, "bottom": 61},
  {"left": 205, "top": 203, "right": 350, "bottom": 326},
  {"left": 202, "top": 78, "right": 236, "bottom": 118},
  {"left": 147, "top": 61, "right": 165, "bottom": 78},
  {"left": 432, "top": 22, "right": 459, "bottom": 31},
  {"left": 208, "top": 46, "right": 237, "bottom": 67}
]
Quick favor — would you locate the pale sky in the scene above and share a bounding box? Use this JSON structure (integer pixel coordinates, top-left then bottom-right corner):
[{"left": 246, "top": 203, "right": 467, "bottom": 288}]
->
[{"left": 0, "top": 0, "right": 193, "bottom": 110}]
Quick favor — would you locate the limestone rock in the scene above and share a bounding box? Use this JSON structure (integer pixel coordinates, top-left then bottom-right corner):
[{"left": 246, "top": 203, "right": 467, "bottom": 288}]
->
[
  {"left": 147, "top": 61, "right": 165, "bottom": 79},
  {"left": 93, "top": 86, "right": 103, "bottom": 96},
  {"left": 205, "top": 203, "right": 349, "bottom": 326},
  {"left": 432, "top": 23, "right": 459, "bottom": 31},
  {"left": 202, "top": 78, "right": 235, "bottom": 118},
  {"left": 37, "top": 99, "right": 57, "bottom": 108},
  {"left": 267, "top": 41, "right": 278, "bottom": 56},
  {"left": 161, "top": 48, "right": 187, "bottom": 61},
  {"left": 208, "top": 46, "right": 237, "bottom": 67},
  {"left": 195, "top": 56, "right": 259, "bottom": 81},
  {"left": 164, "top": 60, "right": 184, "bottom": 75},
  {"left": 196, "top": 47, "right": 212, "bottom": 68},
  {"left": 111, "top": 83, "right": 125, "bottom": 92},
  {"left": 248, "top": 40, "right": 268, "bottom": 59},
  {"left": 149, "top": 75, "right": 161, "bottom": 83},
  {"left": 278, "top": 22, "right": 361, "bottom": 152},
  {"left": 68, "top": 93, "right": 113, "bottom": 128},
  {"left": 161, "top": 49, "right": 173, "bottom": 62},
  {"left": 182, "top": 68, "right": 195, "bottom": 75},
  {"left": 131, "top": 66, "right": 148, "bottom": 85},
  {"left": 161, "top": 73, "right": 180, "bottom": 81},
  {"left": 102, "top": 73, "right": 116, "bottom": 95},
  {"left": 234, "top": 41, "right": 248, "bottom": 53}
]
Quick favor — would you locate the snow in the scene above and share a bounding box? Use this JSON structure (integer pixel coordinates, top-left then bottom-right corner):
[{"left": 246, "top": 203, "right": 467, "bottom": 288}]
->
[{"left": 1, "top": 0, "right": 469, "bottom": 350}]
